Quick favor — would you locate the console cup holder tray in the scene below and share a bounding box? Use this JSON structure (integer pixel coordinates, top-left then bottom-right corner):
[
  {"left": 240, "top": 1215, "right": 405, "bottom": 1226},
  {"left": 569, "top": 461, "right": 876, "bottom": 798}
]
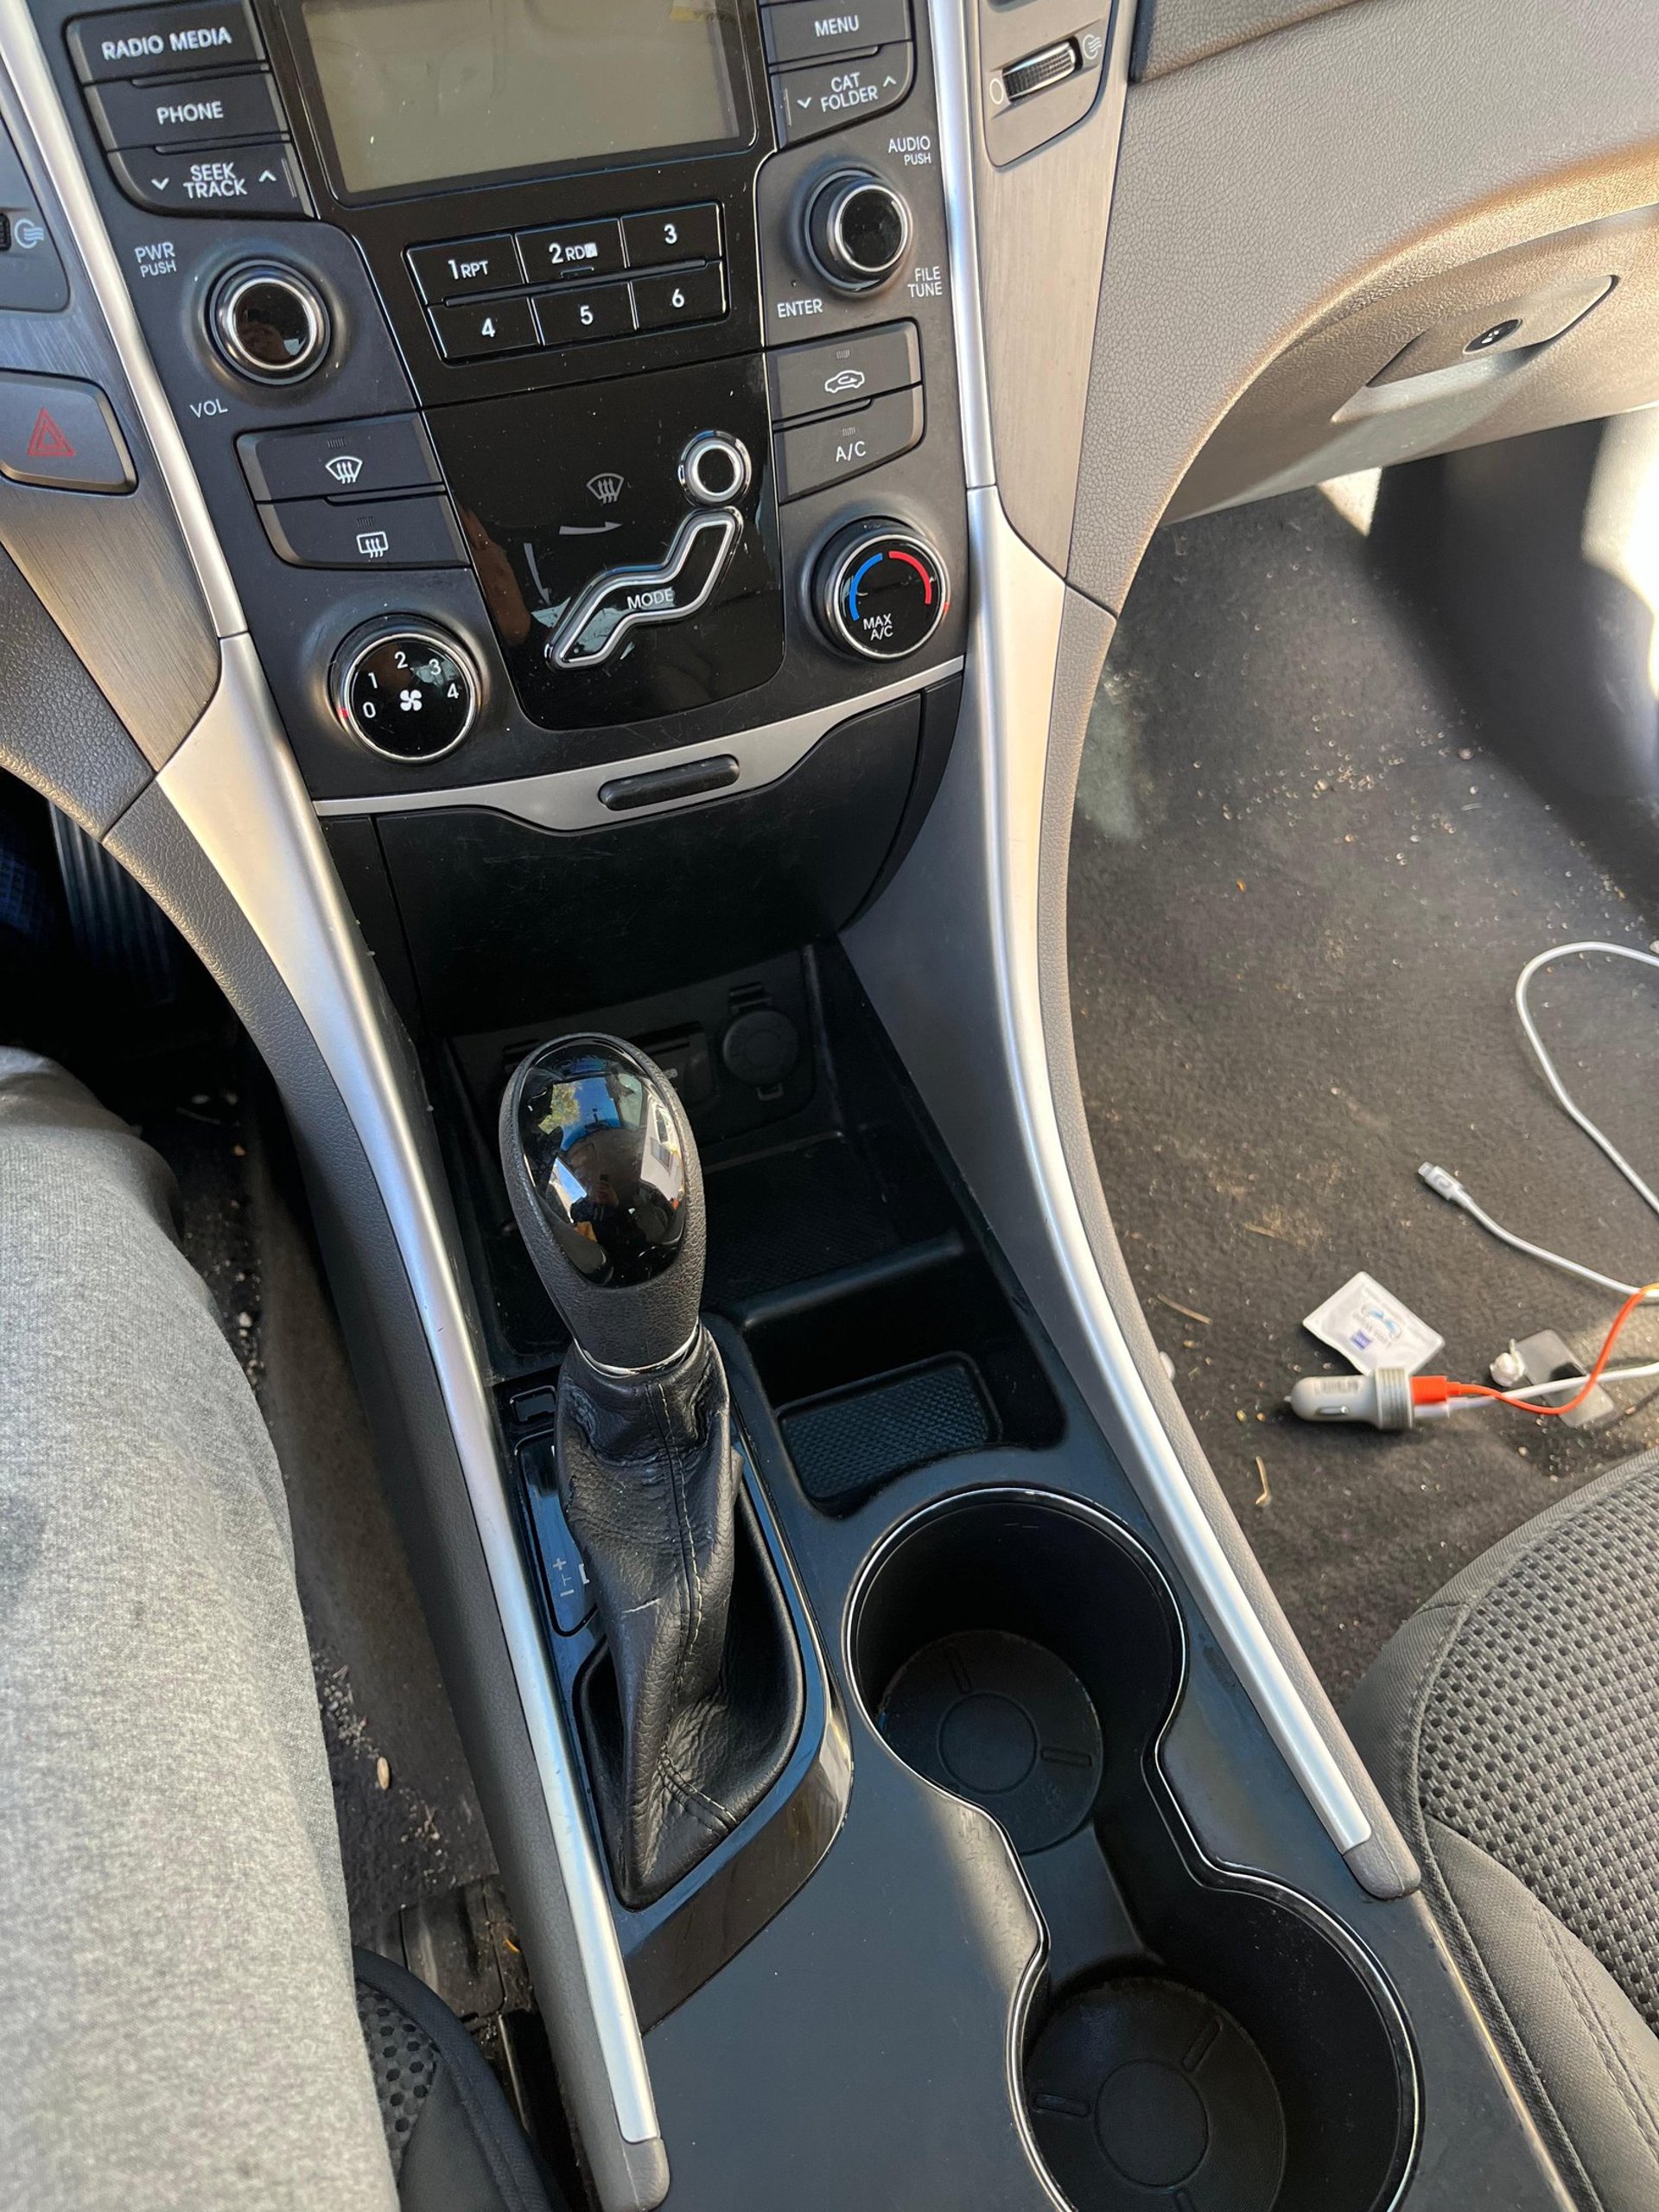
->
[{"left": 848, "top": 1490, "right": 1416, "bottom": 2212}]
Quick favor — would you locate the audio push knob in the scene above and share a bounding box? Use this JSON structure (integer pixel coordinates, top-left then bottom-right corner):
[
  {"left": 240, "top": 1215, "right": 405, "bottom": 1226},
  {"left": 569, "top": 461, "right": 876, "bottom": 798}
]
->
[
  {"left": 804, "top": 170, "right": 912, "bottom": 291},
  {"left": 814, "top": 520, "right": 949, "bottom": 660}
]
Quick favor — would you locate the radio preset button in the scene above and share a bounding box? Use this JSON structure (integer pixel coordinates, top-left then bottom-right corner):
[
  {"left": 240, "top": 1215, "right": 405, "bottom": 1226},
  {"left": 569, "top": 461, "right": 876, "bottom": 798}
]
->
[
  {"left": 775, "top": 383, "right": 923, "bottom": 500},
  {"left": 86, "top": 67, "right": 283, "bottom": 151},
  {"left": 632, "top": 264, "right": 726, "bottom": 332},
  {"left": 108, "top": 139, "right": 304, "bottom": 213},
  {"left": 407, "top": 233, "right": 521, "bottom": 302},
  {"left": 772, "top": 43, "right": 914, "bottom": 143},
  {"left": 534, "top": 284, "right": 634, "bottom": 346},
  {"left": 429, "top": 296, "right": 540, "bottom": 360},
  {"left": 622, "top": 203, "right": 721, "bottom": 269},
  {"left": 258, "top": 492, "right": 467, "bottom": 570},
  {"left": 763, "top": 0, "right": 911, "bottom": 67},
  {"left": 767, "top": 321, "right": 919, "bottom": 422},
  {"left": 67, "top": 2, "right": 263, "bottom": 84},
  {"left": 518, "top": 218, "right": 624, "bottom": 285},
  {"left": 237, "top": 414, "right": 441, "bottom": 504}
]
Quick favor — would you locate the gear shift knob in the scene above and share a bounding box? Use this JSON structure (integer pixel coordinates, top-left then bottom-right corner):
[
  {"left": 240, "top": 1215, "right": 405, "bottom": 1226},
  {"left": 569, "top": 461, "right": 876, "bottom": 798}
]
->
[{"left": 499, "top": 1033, "right": 706, "bottom": 1372}]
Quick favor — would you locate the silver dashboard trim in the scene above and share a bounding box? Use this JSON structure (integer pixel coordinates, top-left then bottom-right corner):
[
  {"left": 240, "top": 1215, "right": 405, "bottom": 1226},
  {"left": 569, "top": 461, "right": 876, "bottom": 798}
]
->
[
  {"left": 315, "top": 657, "right": 963, "bottom": 827},
  {"left": 157, "top": 641, "right": 667, "bottom": 2162},
  {"left": 0, "top": 4, "right": 666, "bottom": 2194},
  {"left": 854, "top": 0, "right": 1376, "bottom": 1864}
]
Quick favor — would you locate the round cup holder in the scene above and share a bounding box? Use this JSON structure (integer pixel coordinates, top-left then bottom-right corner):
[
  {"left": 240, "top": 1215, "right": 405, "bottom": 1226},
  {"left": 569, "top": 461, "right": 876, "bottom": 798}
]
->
[{"left": 848, "top": 1491, "right": 1416, "bottom": 2212}]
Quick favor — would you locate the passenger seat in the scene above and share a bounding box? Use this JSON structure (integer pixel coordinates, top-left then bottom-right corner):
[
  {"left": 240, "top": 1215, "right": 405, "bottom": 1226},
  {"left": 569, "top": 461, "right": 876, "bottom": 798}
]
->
[
  {"left": 1347, "top": 1451, "right": 1659, "bottom": 2211},
  {"left": 353, "top": 1948, "right": 562, "bottom": 2212}
]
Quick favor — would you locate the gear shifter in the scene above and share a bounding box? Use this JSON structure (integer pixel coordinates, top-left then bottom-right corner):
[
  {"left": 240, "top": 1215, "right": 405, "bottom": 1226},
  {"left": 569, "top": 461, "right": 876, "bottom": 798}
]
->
[{"left": 499, "top": 1035, "right": 801, "bottom": 1907}]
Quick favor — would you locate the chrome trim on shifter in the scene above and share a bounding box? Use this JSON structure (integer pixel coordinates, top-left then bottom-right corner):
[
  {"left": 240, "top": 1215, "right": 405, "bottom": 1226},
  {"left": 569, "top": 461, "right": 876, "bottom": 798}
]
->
[{"left": 0, "top": 7, "right": 666, "bottom": 2197}]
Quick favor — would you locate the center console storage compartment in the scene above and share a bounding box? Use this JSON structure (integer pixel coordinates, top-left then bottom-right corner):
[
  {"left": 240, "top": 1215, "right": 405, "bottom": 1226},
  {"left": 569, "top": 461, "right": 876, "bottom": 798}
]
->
[
  {"left": 741, "top": 1243, "right": 1065, "bottom": 1512},
  {"left": 848, "top": 1492, "right": 1416, "bottom": 2212}
]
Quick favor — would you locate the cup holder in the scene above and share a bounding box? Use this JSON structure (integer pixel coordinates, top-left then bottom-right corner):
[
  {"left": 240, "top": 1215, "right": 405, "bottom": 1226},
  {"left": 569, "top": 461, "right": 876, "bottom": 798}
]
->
[{"left": 849, "top": 1491, "right": 1415, "bottom": 2212}]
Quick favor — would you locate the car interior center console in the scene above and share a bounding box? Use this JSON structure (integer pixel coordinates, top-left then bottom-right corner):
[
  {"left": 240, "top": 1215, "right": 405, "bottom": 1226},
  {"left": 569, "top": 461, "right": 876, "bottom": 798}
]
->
[{"left": 0, "top": 1, "right": 1604, "bottom": 2209}]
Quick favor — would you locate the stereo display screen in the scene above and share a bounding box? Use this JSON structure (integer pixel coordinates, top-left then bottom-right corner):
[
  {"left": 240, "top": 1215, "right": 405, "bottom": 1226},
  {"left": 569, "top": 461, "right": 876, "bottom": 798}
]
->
[{"left": 298, "top": 0, "right": 744, "bottom": 196}]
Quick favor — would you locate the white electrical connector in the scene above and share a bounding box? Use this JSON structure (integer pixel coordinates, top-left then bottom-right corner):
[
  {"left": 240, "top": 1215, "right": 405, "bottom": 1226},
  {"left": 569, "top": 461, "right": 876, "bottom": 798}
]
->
[{"left": 1288, "top": 1371, "right": 1444, "bottom": 1429}]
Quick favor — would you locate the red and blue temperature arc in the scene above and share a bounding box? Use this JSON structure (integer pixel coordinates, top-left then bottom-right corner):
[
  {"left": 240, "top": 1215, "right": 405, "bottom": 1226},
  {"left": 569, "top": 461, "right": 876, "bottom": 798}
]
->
[{"left": 845, "top": 546, "right": 936, "bottom": 620}]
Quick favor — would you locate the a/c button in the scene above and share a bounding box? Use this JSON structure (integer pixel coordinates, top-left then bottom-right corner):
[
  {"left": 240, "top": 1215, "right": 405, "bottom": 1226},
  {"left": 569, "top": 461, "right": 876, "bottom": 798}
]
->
[
  {"left": 774, "top": 383, "right": 922, "bottom": 501},
  {"left": 0, "top": 371, "right": 135, "bottom": 493}
]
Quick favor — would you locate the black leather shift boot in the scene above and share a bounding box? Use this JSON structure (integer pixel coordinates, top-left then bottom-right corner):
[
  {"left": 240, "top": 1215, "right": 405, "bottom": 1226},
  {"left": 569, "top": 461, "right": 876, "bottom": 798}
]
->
[{"left": 557, "top": 1329, "right": 803, "bottom": 1907}]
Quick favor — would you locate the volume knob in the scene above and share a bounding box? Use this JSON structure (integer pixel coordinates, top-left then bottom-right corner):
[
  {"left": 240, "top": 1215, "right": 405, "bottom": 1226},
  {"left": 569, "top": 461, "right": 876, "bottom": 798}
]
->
[{"left": 804, "top": 171, "right": 912, "bottom": 292}]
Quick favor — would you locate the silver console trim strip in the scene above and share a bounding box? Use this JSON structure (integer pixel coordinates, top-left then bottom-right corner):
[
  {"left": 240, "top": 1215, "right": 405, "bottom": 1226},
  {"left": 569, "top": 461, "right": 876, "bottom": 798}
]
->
[
  {"left": 0, "top": 7, "right": 665, "bottom": 2187},
  {"left": 315, "top": 657, "right": 963, "bottom": 827},
  {"left": 157, "top": 642, "right": 665, "bottom": 2158},
  {"left": 868, "top": 0, "right": 1375, "bottom": 1861}
]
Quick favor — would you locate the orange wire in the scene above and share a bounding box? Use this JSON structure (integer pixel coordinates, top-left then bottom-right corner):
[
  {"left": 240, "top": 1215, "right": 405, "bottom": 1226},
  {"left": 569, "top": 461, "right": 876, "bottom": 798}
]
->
[{"left": 1443, "top": 1281, "right": 1659, "bottom": 1417}]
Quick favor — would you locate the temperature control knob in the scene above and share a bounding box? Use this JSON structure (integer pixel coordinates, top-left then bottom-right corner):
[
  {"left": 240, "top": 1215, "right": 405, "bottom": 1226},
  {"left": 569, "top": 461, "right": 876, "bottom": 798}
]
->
[
  {"left": 804, "top": 171, "right": 912, "bottom": 292},
  {"left": 814, "top": 520, "right": 949, "bottom": 660},
  {"left": 331, "top": 620, "right": 480, "bottom": 761}
]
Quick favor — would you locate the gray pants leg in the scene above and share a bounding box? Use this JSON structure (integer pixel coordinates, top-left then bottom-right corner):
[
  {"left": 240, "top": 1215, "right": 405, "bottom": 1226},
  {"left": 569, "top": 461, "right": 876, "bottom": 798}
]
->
[{"left": 0, "top": 1051, "right": 397, "bottom": 2211}]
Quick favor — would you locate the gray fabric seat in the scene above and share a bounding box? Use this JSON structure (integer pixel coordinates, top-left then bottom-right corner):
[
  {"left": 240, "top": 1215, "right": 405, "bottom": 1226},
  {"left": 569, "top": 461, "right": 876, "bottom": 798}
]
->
[{"left": 1348, "top": 1450, "right": 1659, "bottom": 2212}]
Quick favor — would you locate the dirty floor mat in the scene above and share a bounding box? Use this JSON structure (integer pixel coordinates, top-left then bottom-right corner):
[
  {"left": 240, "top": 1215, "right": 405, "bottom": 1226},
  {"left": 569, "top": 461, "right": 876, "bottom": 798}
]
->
[{"left": 1069, "top": 486, "right": 1659, "bottom": 1702}]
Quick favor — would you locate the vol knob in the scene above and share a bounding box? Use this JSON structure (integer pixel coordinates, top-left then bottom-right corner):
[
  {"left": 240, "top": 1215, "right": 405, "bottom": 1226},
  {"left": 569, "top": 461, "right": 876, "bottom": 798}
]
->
[
  {"left": 814, "top": 520, "right": 949, "bottom": 660},
  {"left": 804, "top": 171, "right": 912, "bottom": 292},
  {"left": 208, "top": 261, "right": 331, "bottom": 384}
]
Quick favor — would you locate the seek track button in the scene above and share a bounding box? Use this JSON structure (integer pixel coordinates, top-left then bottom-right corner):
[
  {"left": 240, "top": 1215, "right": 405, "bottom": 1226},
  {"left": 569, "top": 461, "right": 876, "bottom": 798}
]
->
[{"left": 107, "top": 140, "right": 304, "bottom": 214}]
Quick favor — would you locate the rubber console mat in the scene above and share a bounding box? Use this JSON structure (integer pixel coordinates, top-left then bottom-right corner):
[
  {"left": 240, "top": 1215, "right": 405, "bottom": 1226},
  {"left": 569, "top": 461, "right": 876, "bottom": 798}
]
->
[{"left": 1068, "top": 484, "right": 1659, "bottom": 1700}]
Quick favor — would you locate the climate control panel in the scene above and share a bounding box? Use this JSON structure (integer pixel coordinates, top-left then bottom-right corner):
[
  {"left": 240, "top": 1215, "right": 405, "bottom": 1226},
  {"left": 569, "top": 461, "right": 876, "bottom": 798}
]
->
[{"left": 38, "top": 0, "right": 968, "bottom": 806}]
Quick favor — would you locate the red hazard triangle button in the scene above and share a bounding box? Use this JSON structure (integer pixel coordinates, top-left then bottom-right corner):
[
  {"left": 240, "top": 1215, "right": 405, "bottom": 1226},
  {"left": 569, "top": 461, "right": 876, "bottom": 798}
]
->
[
  {"left": 0, "top": 374, "right": 135, "bottom": 493},
  {"left": 27, "top": 407, "right": 75, "bottom": 460}
]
